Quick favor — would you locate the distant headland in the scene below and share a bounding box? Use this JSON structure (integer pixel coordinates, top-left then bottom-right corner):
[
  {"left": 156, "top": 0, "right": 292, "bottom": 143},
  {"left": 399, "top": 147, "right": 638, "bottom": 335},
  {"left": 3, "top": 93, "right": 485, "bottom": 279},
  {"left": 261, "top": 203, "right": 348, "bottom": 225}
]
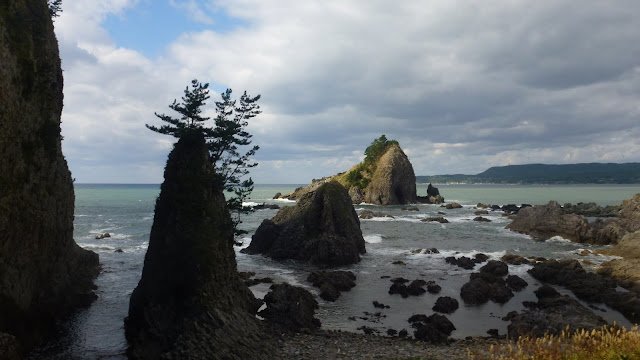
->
[{"left": 417, "top": 163, "right": 640, "bottom": 184}]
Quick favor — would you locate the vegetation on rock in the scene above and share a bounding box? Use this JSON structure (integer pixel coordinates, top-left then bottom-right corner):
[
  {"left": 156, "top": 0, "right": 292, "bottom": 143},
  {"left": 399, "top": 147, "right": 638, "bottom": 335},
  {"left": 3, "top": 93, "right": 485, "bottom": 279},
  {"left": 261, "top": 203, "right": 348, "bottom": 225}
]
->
[
  {"left": 146, "top": 79, "right": 261, "bottom": 238},
  {"left": 345, "top": 135, "right": 398, "bottom": 189}
]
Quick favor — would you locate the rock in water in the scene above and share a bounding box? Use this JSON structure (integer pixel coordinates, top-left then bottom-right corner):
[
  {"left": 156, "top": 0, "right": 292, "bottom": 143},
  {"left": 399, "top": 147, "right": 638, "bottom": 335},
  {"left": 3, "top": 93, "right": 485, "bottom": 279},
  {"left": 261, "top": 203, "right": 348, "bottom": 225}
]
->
[
  {"left": 242, "top": 181, "right": 366, "bottom": 265},
  {"left": 0, "top": 0, "right": 99, "bottom": 353},
  {"left": 506, "top": 201, "right": 594, "bottom": 243},
  {"left": 362, "top": 144, "right": 418, "bottom": 205},
  {"left": 125, "top": 133, "right": 272, "bottom": 359}
]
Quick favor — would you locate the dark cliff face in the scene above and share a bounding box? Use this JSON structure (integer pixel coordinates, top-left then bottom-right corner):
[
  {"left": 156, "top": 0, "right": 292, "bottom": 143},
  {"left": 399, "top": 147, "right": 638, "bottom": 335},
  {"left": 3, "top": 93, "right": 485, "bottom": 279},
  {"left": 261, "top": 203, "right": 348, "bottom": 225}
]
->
[
  {"left": 125, "top": 132, "right": 272, "bottom": 359},
  {"left": 0, "top": 0, "right": 99, "bottom": 353},
  {"left": 243, "top": 181, "right": 366, "bottom": 265}
]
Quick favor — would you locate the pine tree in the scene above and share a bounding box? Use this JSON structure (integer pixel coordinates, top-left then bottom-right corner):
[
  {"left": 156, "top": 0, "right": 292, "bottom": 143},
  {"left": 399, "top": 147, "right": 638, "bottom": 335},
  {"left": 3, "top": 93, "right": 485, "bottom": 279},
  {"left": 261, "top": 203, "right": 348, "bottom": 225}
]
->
[
  {"left": 48, "top": 0, "right": 62, "bottom": 19},
  {"left": 147, "top": 80, "right": 260, "bottom": 240}
]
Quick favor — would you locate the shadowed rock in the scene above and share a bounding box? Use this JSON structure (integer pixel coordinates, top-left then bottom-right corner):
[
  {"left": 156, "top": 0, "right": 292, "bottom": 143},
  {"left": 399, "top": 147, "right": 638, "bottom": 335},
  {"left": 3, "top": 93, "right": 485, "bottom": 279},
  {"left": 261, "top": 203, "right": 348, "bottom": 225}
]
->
[
  {"left": 125, "top": 133, "right": 272, "bottom": 359},
  {"left": 307, "top": 270, "right": 356, "bottom": 301},
  {"left": 508, "top": 285, "right": 608, "bottom": 338},
  {"left": 408, "top": 314, "right": 455, "bottom": 343},
  {"left": 0, "top": 1, "right": 99, "bottom": 353},
  {"left": 433, "top": 297, "right": 459, "bottom": 314},
  {"left": 242, "top": 181, "right": 366, "bottom": 265},
  {"left": 259, "top": 283, "right": 321, "bottom": 332}
]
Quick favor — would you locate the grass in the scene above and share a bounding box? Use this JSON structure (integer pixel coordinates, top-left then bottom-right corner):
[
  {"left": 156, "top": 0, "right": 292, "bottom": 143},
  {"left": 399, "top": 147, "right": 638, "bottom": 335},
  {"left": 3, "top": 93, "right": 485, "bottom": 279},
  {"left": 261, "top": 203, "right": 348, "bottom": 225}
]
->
[{"left": 468, "top": 325, "right": 640, "bottom": 360}]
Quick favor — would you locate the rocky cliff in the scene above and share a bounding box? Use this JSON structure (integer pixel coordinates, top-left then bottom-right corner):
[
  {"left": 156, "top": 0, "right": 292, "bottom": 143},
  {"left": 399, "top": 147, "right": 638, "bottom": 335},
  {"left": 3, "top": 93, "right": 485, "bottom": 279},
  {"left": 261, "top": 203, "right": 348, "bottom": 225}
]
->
[
  {"left": 243, "top": 181, "right": 366, "bottom": 265},
  {"left": 0, "top": 0, "right": 99, "bottom": 353},
  {"left": 125, "top": 132, "right": 272, "bottom": 359}
]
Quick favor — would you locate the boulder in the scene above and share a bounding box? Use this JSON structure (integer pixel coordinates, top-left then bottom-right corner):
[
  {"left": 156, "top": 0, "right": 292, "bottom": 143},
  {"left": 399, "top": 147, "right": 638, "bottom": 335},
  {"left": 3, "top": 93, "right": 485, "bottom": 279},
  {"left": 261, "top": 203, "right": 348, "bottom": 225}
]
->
[
  {"left": 307, "top": 270, "right": 356, "bottom": 302},
  {"left": 432, "top": 297, "right": 459, "bottom": 314},
  {"left": 480, "top": 260, "right": 509, "bottom": 277},
  {"left": 259, "top": 283, "right": 321, "bottom": 332},
  {"left": 273, "top": 192, "right": 282, "bottom": 199},
  {"left": 421, "top": 217, "right": 449, "bottom": 223},
  {"left": 408, "top": 314, "right": 456, "bottom": 343},
  {"left": 474, "top": 210, "right": 489, "bottom": 215},
  {"left": 501, "top": 254, "right": 531, "bottom": 265},
  {"left": 242, "top": 181, "right": 366, "bottom": 265},
  {"left": 0, "top": 1, "right": 99, "bottom": 353},
  {"left": 508, "top": 285, "right": 608, "bottom": 338},
  {"left": 473, "top": 216, "right": 491, "bottom": 222},
  {"left": 417, "top": 184, "right": 445, "bottom": 204},
  {"left": 506, "top": 275, "right": 528, "bottom": 291},
  {"left": 125, "top": 133, "right": 272, "bottom": 359},
  {"left": 445, "top": 254, "right": 488, "bottom": 270},
  {"left": 461, "top": 272, "right": 513, "bottom": 305},
  {"left": 359, "top": 210, "right": 394, "bottom": 219},
  {"left": 445, "top": 203, "right": 463, "bottom": 209}
]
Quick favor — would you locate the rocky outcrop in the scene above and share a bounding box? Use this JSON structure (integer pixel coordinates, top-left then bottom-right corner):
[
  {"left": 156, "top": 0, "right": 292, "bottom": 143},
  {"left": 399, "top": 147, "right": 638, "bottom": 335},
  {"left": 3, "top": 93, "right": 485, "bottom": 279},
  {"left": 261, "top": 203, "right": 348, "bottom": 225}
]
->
[
  {"left": 528, "top": 259, "right": 640, "bottom": 323},
  {"left": 0, "top": 0, "right": 99, "bottom": 353},
  {"left": 460, "top": 272, "right": 514, "bottom": 305},
  {"left": 361, "top": 144, "right": 417, "bottom": 205},
  {"left": 307, "top": 270, "right": 356, "bottom": 301},
  {"left": 279, "top": 142, "right": 442, "bottom": 205},
  {"left": 507, "top": 196, "right": 640, "bottom": 245},
  {"left": 507, "top": 285, "right": 608, "bottom": 338},
  {"left": 563, "top": 202, "right": 620, "bottom": 217},
  {"left": 242, "top": 181, "right": 366, "bottom": 265},
  {"left": 259, "top": 283, "right": 321, "bottom": 332},
  {"left": 408, "top": 314, "right": 455, "bottom": 343},
  {"left": 432, "top": 297, "right": 459, "bottom": 314},
  {"left": 125, "top": 133, "right": 272, "bottom": 359},
  {"left": 358, "top": 210, "right": 394, "bottom": 219},
  {"left": 506, "top": 201, "right": 593, "bottom": 242}
]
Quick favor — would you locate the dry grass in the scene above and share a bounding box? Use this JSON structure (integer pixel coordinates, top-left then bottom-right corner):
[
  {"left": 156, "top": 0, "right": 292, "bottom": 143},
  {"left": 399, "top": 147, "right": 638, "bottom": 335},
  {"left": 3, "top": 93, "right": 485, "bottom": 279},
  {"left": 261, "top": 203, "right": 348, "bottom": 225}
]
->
[{"left": 468, "top": 325, "right": 640, "bottom": 360}]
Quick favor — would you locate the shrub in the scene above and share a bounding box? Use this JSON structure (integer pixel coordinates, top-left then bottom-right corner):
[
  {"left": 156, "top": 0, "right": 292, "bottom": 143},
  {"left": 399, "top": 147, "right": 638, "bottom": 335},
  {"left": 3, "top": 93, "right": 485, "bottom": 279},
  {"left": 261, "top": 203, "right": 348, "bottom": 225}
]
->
[{"left": 468, "top": 325, "right": 640, "bottom": 360}]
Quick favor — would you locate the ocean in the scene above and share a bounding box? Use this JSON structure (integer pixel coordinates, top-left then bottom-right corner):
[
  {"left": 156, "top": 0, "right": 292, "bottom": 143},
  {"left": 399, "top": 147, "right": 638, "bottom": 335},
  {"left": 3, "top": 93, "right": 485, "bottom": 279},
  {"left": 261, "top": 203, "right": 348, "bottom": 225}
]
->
[{"left": 28, "top": 183, "right": 640, "bottom": 359}]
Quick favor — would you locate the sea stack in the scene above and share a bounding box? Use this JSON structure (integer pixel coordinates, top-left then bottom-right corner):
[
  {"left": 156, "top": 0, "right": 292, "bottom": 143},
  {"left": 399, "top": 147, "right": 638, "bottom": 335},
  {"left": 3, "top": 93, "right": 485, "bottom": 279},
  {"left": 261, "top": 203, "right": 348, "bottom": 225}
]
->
[
  {"left": 361, "top": 143, "right": 418, "bottom": 205},
  {"left": 279, "top": 137, "right": 438, "bottom": 205},
  {"left": 125, "top": 132, "right": 272, "bottom": 359},
  {"left": 0, "top": 0, "right": 99, "bottom": 354},
  {"left": 243, "top": 181, "right": 366, "bottom": 265}
]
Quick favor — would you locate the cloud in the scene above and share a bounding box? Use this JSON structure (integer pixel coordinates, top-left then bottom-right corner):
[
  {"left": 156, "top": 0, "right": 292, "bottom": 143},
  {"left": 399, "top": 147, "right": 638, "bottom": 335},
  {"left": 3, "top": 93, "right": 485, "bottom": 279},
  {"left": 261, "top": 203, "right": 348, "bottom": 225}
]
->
[{"left": 55, "top": 0, "right": 640, "bottom": 183}]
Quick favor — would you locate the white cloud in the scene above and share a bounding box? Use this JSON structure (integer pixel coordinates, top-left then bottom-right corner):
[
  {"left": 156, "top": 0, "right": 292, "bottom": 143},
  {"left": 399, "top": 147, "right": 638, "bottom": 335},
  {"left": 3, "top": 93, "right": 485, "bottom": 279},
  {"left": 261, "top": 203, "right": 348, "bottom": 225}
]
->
[{"left": 55, "top": 0, "right": 640, "bottom": 183}]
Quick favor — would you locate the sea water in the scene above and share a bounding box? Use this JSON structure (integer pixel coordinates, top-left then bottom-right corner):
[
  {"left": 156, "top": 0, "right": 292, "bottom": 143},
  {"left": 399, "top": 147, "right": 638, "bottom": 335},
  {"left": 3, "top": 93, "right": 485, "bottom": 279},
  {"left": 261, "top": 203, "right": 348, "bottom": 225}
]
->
[{"left": 28, "top": 184, "right": 640, "bottom": 359}]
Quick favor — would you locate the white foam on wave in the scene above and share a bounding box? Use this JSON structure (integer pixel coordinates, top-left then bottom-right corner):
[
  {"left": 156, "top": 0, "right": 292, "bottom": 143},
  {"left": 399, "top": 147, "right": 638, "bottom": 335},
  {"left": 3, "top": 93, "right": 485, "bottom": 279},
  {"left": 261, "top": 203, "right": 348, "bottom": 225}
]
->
[
  {"left": 272, "top": 198, "right": 296, "bottom": 203},
  {"left": 358, "top": 202, "right": 378, "bottom": 206},
  {"left": 361, "top": 217, "right": 395, "bottom": 222},
  {"left": 77, "top": 243, "right": 116, "bottom": 251},
  {"left": 355, "top": 207, "right": 365, "bottom": 211},
  {"left": 364, "top": 234, "right": 383, "bottom": 244},
  {"left": 546, "top": 236, "right": 573, "bottom": 244},
  {"left": 410, "top": 249, "right": 507, "bottom": 261},
  {"left": 242, "top": 201, "right": 261, "bottom": 207}
]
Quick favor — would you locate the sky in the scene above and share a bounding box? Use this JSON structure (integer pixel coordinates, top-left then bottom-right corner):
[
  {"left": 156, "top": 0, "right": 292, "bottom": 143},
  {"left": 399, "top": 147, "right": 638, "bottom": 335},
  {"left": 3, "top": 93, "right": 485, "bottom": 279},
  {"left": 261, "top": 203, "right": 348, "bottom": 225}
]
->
[{"left": 54, "top": 0, "right": 640, "bottom": 184}]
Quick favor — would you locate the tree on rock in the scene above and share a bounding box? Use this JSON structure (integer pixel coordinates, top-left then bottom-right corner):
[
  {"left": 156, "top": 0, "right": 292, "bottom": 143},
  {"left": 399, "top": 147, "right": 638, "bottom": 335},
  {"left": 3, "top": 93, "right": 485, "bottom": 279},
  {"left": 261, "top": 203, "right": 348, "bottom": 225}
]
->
[{"left": 146, "top": 79, "right": 261, "bottom": 238}]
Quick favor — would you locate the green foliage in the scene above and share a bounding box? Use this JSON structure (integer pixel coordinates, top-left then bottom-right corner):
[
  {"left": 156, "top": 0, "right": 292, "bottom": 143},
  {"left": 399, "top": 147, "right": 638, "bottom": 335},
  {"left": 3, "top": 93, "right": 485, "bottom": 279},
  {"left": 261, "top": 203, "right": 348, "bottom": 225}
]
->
[
  {"left": 345, "top": 163, "right": 370, "bottom": 189},
  {"left": 48, "top": 0, "right": 62, "bottom": 19},
  {"left": 364, "top": 134, "right": 398, "bottom": 165},
  {"left": 147, "top": 80, "right": 261, "bottom": 239},
  {"left": 146, "top": 80, "right": 211, "bottom": 138},
  {"left": 345, "top": 135, "right": 398, "bottom": 189}
]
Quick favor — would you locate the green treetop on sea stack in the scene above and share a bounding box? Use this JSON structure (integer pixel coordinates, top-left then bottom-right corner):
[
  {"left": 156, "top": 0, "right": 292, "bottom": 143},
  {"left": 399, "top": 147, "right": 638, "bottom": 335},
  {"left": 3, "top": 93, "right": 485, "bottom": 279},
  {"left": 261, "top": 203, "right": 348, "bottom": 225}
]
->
[
  {"left": 147, "top": 79, "right": 261, "bottom": 239},
  {"left": 345, "top": 135, "right": 399, "bottom": 189}
]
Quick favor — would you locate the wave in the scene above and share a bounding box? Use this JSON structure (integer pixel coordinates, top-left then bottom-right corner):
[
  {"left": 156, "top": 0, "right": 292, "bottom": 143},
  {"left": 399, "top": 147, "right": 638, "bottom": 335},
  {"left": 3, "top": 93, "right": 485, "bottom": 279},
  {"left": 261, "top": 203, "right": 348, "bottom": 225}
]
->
[
  {"left": 272, "top": 198, "right": 296, "bottom": 203},
  {"left": 546, "top": 236, "right": 573, "bottom": 244},
  {"left": 364, "top": 234, "right": 383, "bottom": 244},
  {"left": 242, "top": 201, "right": 261, "bottom": 207}
]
